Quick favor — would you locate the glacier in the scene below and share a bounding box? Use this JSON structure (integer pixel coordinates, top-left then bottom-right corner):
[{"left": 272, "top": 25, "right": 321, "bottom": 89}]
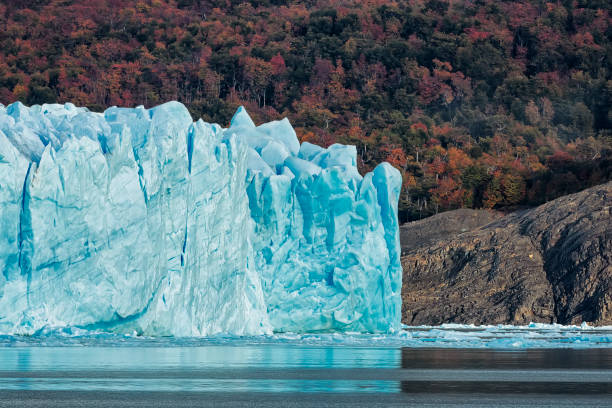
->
[{"left": 0, "top": 101, "right": 402, "bottom": 336}]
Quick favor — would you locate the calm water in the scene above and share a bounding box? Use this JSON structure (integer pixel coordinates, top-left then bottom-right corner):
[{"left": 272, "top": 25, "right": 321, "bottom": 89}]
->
[{"left": 0, "top": 327, "right": 611, "bottom": 407}]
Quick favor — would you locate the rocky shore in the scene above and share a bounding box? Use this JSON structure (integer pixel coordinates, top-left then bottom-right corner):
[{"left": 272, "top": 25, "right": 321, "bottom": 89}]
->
[{"left": 401, "top": 182, "right": 611, "bottom": 326}]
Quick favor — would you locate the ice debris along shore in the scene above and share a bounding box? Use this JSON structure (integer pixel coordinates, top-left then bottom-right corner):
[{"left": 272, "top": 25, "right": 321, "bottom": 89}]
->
[
  {"left": 0, "top": 101, "right": 401, "bottom": 336},
  {"left": 3, "top": 323, "right": 610, "bottom": 349}
]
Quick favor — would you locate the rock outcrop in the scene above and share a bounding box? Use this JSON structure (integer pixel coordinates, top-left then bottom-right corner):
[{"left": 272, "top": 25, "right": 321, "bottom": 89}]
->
[
  {"left": 401, "top": 182, "right": 611, "bottom": 326},
  {"left": 400, "top": 209, "right": 504, "bottom": 255}
]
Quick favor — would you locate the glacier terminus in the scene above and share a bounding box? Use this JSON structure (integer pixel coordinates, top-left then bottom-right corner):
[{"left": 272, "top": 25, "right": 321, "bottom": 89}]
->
[{"left": 0, "top": 101, "right": 402, "bottom": 336}]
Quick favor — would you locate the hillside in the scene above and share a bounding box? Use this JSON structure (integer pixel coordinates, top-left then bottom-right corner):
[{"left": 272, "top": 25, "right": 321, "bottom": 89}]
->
[
  {"left": 400, "top": 208, "right": 503, "bottom": 255},
  {"left": 401, "top": 181, "right": 611, "bottom": 326},
  {"left": 0, "top": 0, "right": 610, "bottom": 221}
]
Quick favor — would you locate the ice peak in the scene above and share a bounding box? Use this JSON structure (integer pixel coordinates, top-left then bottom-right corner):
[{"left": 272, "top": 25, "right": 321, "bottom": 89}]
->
[{"left": 230, "top": 106, "right": 256, "bottom": 128}]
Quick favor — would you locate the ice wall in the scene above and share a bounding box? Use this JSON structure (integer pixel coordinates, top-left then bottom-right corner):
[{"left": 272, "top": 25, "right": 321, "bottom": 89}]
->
[{"left": 0, "top": 101, "right": 402, "bottom": 335}]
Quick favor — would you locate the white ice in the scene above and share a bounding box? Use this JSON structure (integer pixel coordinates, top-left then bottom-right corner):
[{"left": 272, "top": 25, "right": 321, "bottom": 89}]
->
[{"left": 0, "top": 101, "right": 402, "bottom": 336}]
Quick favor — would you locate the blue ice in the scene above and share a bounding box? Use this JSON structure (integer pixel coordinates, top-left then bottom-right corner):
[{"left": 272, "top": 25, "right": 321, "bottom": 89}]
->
[{"left": 0, "top": 101, "right": 402, "bottom": 336}]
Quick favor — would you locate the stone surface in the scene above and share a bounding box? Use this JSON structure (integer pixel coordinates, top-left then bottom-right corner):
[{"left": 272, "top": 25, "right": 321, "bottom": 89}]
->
[
  {"left": 401, "top": 182, "right": 612, "bottom": 326},
  {"left": 400, "top": 209, "right": 503, "bottom": 255}
]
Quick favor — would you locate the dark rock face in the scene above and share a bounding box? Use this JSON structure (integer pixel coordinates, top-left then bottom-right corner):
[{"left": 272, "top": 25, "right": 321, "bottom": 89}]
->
[
  {"left": 401, "top": 182, "right": 611, "bottom": 326},
  {"left": 400, "top": 209, "right": 504, "bottom": 256}
]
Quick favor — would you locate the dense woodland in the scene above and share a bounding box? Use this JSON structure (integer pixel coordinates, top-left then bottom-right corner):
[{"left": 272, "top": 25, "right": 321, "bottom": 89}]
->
[{"left": 1, "top": 0, "right": 610, "bottom": 221}]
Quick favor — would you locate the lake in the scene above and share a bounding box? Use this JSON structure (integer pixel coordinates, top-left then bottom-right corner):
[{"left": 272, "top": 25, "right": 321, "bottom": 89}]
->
[{"left": 0, "top": 325, "right": 610, "bottom": 407}]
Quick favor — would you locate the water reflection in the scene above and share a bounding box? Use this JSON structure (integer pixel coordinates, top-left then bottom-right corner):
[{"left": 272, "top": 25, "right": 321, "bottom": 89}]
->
[
  {"left": 399, "top": 380, "right": 612, "bottom": 394},
  {"left": 0, "top": 378, "right": 399, "bottom": 393},
  {"left": 399, "top": 348, "right": 612, "bottom": 395},
  {"left": 0, "top": 346, "right": 401, "bottom": 371},
  {"left": 0, "top": 346, "right": 610, "bottom": 394},
  {"left": 15, "top": 349, "right": 32, "bottom": 391},
  {"left": 400, "top": 347, "right": 612, "bottom": 369}
]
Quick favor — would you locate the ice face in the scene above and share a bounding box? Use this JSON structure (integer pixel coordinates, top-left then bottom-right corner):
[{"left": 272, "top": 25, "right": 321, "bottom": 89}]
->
[{"left": 0, "top": 102, "right": 402, "bottom": 335}]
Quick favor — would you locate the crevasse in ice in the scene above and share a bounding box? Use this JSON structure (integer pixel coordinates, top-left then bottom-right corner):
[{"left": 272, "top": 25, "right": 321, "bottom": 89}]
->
[{"left": 0, "top": 101, "right": 402, "bottom": 336}]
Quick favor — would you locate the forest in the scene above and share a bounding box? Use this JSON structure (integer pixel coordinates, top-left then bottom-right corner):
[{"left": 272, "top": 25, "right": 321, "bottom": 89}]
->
[{"left": 1, "top": 0, "right": 610, "bottom": 221}]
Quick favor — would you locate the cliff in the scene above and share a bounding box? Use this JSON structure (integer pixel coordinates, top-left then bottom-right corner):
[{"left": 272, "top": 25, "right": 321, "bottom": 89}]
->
[
  {"left": 0, "top": 102, "right": 402, "bottom": 335},
  {"left": 401, "top": 182, "right": 611, "bottom": 326}
]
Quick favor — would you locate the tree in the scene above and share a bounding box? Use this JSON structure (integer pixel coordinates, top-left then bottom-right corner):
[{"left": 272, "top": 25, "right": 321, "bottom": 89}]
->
[
  {"left": 501, "top": 173, "right": 525, "bottom": 205},
  {"left": 483, "top": 175, "right": 503, "bottom": 209},
  {"left": 0, "top": 0, "right": 609, "bottom": 221},
  {"left": 525, "top": 100, "right": 540, "bottom": 125},
  {"left": 242, "top": 57, "right": 272, "bottom": 107}
]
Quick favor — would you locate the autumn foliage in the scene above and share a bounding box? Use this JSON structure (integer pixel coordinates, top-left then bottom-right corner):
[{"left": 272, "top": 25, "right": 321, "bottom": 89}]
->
[{"left": 0, "top": 0, "right": 610, "bottom": 220}]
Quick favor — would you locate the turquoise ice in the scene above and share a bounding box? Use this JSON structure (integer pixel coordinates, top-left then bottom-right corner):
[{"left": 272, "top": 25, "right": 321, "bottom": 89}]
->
[{"left": 0, "top": 101, "right": 402, "bottom": 336}]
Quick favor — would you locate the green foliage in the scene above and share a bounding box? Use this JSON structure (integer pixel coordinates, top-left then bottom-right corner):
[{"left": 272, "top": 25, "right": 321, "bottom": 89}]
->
[{"left": 0, "top": 0, "right": 610, "bottom": 221}]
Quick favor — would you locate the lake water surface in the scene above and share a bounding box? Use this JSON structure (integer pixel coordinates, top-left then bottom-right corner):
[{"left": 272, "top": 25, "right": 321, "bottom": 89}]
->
[{"left": 0, "top": 325, "right": 611, "bottom": 407}]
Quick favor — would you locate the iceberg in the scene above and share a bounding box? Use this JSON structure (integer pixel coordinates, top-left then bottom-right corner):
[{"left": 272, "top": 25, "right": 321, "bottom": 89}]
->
[{"left": 0, "top": 101, "right": 402, "bottom": 336}]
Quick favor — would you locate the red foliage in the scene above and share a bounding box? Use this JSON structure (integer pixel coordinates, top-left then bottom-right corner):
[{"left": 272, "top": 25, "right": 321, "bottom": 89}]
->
[
  {"left": 0, "top": 0, "right": 608, "bottom": 220},
  {"left": 465, "top": 28, "right": 491, "bottom": 42}
]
